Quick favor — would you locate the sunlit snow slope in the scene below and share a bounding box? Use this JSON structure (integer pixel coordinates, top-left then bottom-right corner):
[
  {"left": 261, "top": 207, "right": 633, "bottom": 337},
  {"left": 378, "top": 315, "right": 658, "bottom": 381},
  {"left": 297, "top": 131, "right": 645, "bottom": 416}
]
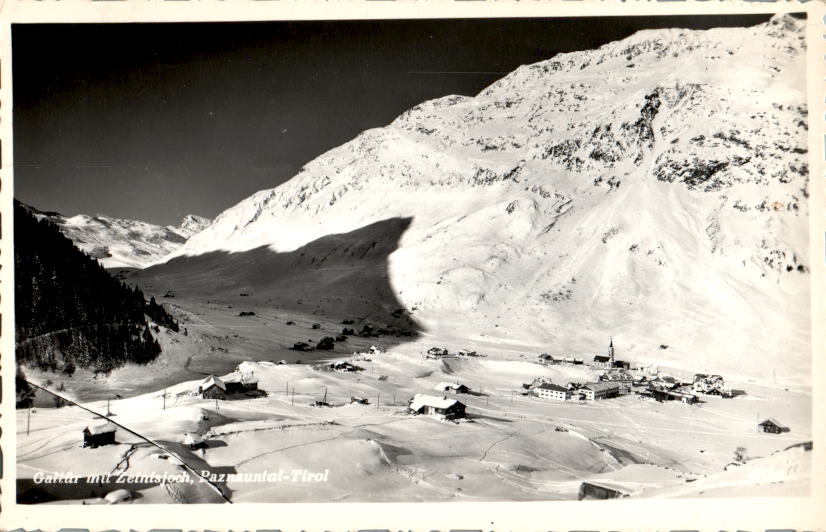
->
[
  {"left": 155, "top": 15, "right": 810, "bottom": 383},
  {"left": 30, "top": 207, "right": 211, "bottom": 269}
]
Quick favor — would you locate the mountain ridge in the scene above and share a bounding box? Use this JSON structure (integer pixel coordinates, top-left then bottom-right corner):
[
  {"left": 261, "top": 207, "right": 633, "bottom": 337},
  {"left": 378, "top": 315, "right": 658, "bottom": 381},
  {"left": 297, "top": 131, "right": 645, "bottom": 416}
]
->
[
  {"left": 141, "top": 14, "right": 809, "bottom": 383},
  {"left": 23, "top": 204, "right": 211, "bottom": 269}
]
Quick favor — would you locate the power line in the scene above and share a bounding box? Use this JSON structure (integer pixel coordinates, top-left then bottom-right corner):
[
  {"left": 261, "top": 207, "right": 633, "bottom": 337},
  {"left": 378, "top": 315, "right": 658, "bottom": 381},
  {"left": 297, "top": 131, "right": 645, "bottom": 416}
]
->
[{"left": 22, "top": 379, "right": 232, "bottom": 504}]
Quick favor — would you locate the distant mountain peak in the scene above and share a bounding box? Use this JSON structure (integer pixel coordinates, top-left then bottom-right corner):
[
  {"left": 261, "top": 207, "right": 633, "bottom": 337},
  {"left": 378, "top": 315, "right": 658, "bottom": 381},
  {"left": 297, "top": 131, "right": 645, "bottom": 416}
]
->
[
  {"left": 18, "top": 202, "right": 213, "bottom": 269},
  {"left": 174, "top": 214, "right": 212, "bottom": 237}
]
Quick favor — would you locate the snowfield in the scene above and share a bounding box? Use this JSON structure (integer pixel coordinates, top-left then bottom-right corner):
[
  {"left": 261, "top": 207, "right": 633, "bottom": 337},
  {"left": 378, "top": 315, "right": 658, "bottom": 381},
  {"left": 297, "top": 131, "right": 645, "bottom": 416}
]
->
[
  {"left": 28, "top": 208, "right": 211, "bottom": 269},
  {"left": 17, "top": 349, "right": 811, "bottom": 503}
]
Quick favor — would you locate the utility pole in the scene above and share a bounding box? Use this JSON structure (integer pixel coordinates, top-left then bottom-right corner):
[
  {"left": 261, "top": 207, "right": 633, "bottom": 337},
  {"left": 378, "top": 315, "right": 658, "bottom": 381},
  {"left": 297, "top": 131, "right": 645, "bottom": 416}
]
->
[
  {"left": 377, "top": 393, "right": 380, "bottom": 410},
  {"left": 163, "top": 389, "right": 167, "bottom": 410},
  {"left": 286, "top": 381, "right": 289, "bottom": 395},
  {"left": 323, "top": 387, "right": 328, "bottom": 404},
  {"left": 393, "top": 394, "right": 395, "bottom": 406},
  {"left": 511, "top": 391, "right": 514, "bottom": 402},
  {"left": 291, "top": 386, "right": 295, "bottom": 406},
  {"left": 107, "top": 398, "right": 111, "bottom": 416},
  {"left": 215, "top": 397, "right": 219, "bottom": 411}
]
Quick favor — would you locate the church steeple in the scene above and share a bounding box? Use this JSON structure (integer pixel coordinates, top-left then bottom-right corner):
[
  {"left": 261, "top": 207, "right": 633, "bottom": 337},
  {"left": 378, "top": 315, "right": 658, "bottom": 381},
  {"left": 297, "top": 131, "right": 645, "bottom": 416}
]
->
[{"left": 608, "top": 337, "right": 615, "bottom": 361}]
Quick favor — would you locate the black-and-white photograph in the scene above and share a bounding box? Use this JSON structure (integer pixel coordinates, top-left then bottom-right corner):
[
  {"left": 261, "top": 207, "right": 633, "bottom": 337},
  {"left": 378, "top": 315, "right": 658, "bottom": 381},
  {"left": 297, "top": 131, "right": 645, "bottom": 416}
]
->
[{"left": 8, "top": 9, "right": 814, "bottom": 509}]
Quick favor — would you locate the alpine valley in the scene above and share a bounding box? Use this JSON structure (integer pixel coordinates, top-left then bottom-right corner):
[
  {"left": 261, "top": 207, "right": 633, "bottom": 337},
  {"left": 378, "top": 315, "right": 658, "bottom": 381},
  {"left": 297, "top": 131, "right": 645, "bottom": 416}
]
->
[{"left": 16, "top": 15, "right": 813, "bottom": 504}]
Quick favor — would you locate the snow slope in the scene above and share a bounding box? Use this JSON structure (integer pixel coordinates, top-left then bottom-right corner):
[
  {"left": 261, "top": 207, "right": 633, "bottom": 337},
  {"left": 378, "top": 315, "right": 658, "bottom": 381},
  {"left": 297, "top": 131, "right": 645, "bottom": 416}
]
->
[
  {"left": 145, "top": 15, "right": 810, "bottom": 384},
  {"left": 28, "top": 207, "right": 211, "bottom": 269}
]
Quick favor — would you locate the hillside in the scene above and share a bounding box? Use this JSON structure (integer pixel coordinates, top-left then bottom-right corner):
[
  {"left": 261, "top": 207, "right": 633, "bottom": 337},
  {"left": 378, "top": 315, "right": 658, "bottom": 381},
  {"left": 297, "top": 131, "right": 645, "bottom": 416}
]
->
[
  {"left": 14, "top": 200, "right": 179, "bottom": 383},
  {"left": 26, "top": 204, "right": 210, "bottom": 269},
  {"left": 135, "top": 14, "right": 810, "bottom": 385}
]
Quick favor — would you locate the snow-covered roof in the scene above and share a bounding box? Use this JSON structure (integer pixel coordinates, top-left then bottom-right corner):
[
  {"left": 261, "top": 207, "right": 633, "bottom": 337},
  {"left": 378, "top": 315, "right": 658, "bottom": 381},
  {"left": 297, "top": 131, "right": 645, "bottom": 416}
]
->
[
  {"left": 594, "top": 355, "right": 611, "bottom": 362},
  {"left": 536, "top": 383, "right": 567, "bottom": 392},
  {"left": 222, "top": 372, "right": 258, "bottom": 384},
  {"left": 582, "top": 382, "right": 620, "bottom": 392},
  {"left": 182, "top": 432, "right": 206, "bottom": 445},
  {"left": 86, "top": 422, "right": 117, "bottom": 435},
  {"left": 759, "top": 418, "right": 786, "bottom": 428},
  {"left": 200, "top": 375, "right": 226, "bottom": 390},
  {"left": 434, "top": 382, "right": 465, "bottom": 391},
  {"left": 409, "top": 393, "right": 463, "bottom": 411}
]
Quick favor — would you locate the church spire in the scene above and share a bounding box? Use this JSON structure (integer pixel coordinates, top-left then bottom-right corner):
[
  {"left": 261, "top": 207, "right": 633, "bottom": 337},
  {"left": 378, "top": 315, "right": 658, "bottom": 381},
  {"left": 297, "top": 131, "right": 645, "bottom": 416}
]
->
[{"left": 608, "top": 337, "right": 614, "bottom": 360}]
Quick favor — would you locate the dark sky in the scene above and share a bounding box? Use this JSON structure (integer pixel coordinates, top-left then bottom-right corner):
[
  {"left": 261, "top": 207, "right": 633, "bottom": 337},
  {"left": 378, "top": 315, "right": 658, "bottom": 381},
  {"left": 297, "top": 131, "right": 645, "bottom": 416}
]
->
[{"left": 13, "top": 14, "right": 778, "bottom": 226}]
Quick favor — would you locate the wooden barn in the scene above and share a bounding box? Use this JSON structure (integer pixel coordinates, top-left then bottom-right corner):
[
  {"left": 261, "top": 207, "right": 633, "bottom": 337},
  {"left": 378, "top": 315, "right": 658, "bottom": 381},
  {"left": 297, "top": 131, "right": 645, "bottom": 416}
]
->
[
  {"left": 577, "top": 482, "right": 628, "bottom": 500},
  {"left": 198, "top": 375, "right": 227, "bottom": 400},
  {"left": 408, "top": 394, "right": 466, "bottom": 420},
  {"left": 758, "top": 418, "right": 788, "bottom": 434},
  {"left": 83, "top": 422, "right": 117, "bottom": 448},
  {"left": 223, "top": 372, "right": 259, "bottom": 394}
]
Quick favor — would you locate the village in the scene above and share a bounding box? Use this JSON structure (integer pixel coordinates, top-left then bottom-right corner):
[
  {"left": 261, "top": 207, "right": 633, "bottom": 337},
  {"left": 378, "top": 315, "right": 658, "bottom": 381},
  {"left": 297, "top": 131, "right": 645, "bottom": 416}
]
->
[
  {"left": 76, "top": 336, "right": 793, "bottom": 448},
  {"left": 18, "top": 311, "right": 809, "bottom": 506},
  {"left": 16, "top": 299, "right": 805, "bottom": 504}
]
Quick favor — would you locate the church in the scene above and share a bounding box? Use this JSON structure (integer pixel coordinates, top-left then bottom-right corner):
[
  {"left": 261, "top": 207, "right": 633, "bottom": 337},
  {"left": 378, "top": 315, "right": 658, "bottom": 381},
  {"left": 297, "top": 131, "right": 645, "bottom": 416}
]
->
[{"left": 592, "top": 338, "right": 615, "bottom": 369}]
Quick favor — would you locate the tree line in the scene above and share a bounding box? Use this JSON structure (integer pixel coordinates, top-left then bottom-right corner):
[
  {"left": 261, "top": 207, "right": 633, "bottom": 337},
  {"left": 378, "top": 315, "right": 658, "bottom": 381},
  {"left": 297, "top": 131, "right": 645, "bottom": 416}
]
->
[{"left": 14, "top": 200, "right": 177, "bottom": 377}]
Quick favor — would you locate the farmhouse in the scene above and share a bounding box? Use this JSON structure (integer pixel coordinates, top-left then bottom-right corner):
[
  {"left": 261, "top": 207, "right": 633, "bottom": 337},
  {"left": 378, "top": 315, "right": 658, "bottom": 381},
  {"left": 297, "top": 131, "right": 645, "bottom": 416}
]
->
[
  {"left": 758, "top": 418, "right": 788, "bottom": 434},
  {"left": 693, "top": 374, "right": 732, "bottom": 397},
  {"left": 580, "top": 382, "right": 620, "bottom": 400},
  {"left": 433, "top": 382, "right": 470, "bottom": 394},
  {"left": 533, "top": 382, "right": 568, "bottom": 401},
  {"left": 198, "top": 375, "right": 227, "bottom": 399},
  {"left": 83, "top": 422, "right": 117, "bottom": 448},
  {"left": 222, "top": 372, "right": 259, "bottom": 394},
  {"left": 408, "top": 394, "right": 466, "bottom": 420}
]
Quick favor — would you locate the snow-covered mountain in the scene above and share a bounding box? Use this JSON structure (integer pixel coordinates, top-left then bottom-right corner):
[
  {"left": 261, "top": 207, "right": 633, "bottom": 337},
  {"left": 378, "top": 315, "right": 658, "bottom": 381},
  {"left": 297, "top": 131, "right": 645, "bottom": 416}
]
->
[
  {"left": 146, "top": 15, "right": 809, "bottom": 383},
  {"left": 27, "top": 207, "right": 211, "bottom": 269}
]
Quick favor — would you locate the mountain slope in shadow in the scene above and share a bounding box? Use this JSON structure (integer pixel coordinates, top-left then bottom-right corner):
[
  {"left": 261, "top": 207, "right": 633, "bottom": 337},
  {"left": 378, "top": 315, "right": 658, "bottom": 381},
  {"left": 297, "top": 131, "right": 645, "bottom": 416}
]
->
[{"left": 129, "top": 217, "right": 420, "bottom": 336}]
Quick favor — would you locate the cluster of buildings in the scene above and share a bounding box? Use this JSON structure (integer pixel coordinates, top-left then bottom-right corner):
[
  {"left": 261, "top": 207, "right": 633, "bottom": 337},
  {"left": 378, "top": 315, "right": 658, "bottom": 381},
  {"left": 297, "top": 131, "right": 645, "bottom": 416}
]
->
[
  {"left": 527, "top": 379, "right": 625, "bottom": 402},
  {"left": 537, "top": 354, "right": 584, "bottom": 365},
  {"left": 527, "top": 340, "right": 739, "bottom": 406},
  {"left": 424, "top": 346, "right": 486, "bottom": 360}
]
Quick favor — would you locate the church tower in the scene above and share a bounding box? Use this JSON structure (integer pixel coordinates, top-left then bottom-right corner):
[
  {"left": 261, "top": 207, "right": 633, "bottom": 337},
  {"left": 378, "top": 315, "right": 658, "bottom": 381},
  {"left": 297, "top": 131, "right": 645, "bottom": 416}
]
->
[{"left": 608, "top": 337, "right": 615, "bottom": 363}]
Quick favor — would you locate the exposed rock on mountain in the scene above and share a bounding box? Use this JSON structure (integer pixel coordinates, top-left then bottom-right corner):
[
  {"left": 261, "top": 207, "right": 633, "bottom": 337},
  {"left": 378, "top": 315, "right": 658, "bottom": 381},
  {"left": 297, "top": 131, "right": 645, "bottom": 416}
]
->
[
  {"left": 26, "top": 205, "right": 211, "bottom": 269},
  {"left": 142, "top": 15, "right": 809, "bottom": 383}
]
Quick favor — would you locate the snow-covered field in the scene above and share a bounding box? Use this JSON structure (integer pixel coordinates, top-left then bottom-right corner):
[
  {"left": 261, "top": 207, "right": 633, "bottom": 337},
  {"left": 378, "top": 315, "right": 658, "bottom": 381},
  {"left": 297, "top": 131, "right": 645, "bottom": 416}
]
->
[{"left": 17, "top": 293, "right": 812, "bottom": 503}]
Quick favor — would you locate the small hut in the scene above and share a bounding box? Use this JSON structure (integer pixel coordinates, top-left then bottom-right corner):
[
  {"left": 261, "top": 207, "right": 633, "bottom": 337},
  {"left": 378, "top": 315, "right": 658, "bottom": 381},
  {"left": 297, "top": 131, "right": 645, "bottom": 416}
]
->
[
  {"left": 577, "top": 482, "right": 628, "bottom": 500},
  {"left": 83, "top": 422, "right": 117, "bottom": 448},
  {"left": 758, "top": 418, "right": 788, "bottom": 434},
  {"left": 182, "top": 432, "right": 207, "bottom": 449}
]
